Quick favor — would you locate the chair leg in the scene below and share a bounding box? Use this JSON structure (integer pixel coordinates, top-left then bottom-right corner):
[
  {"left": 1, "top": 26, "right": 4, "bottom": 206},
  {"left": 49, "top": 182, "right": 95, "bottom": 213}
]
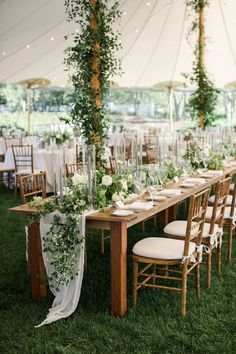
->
[
  {"left": 164, "top": 265, "right": 169, "bottom": 277},
  {"left": 153, "top": 264, "right": 156, "bottom": 286},
  {"left": 207, "top": 251, "right": 212, "bottom": 288},
  {"left": 227, "top": 224, "right": 233, "bottom": 264},
  {"left": 181, "top": 263, "right": 188, "bottom": 318},
  {"left": 133, "top": 259, "right": 138, "bottom": 306},
  {"left": 195, "top": 263, "right": 200, "bottom": 298},
  {"left": 217, "top": 244, "right": 222, "bottom": 274}
]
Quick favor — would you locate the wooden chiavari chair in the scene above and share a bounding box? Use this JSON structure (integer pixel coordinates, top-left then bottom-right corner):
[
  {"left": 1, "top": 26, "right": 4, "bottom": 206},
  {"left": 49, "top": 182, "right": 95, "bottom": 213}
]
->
[
  {"left": 164, "top": 176, "right": 231, "bottom": 288},
  {"left": 12, "top": 145, "right": 40, "bottom": 195},
  {"left": 65, "top": 162, "right": 83, "bottom": 177},
  {"left": 19, "top": 172, "right": 47, "bottom": 204},
  {"left": 132, "top": 187, "right": 210, "bottom": 317}
]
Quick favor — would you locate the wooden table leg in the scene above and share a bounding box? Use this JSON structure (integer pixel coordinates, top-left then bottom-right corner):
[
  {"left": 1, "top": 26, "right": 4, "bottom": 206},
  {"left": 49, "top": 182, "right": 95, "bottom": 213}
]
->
[
  {"left": 110, "top": 221, "right": 127, "bottom": 317},
  {"left": 168, "top": 204, "right": 178, "bottom": 222},
  {"left": 28, "top": 221, "right": 46, "bottom": 302}
]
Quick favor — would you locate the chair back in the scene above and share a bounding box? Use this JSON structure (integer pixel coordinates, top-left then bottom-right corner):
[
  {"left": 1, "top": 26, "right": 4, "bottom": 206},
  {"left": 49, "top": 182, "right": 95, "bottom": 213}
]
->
[
  {"left": 19, "top": 172, "right": 46, "bottom": 204},
  {"left": 146, "top": 148, "right": 158, "bottom": 164},
  {"left": 229, "top": 179, "right": 236, "bottom": 218},
  {"left": 12, "top": 145, "right": 33, "bottom": 173},
  {"left": 4, "top": 137, "right": 22, "bottom": 150},
  {"left": 109, "top": 156, "right": 117, "bottom": 174},
  {"left": 184, "top": 187, "right": 211, "bottom": 256},
  {"left": 209, "top": 176, "right": 231, "bottom": 233},
  {"left": 65, "top": 162, "right": 83, "bottom": 177}
]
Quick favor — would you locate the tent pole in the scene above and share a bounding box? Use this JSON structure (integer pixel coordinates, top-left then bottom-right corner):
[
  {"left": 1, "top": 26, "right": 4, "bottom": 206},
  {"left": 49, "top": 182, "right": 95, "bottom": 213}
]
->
[
  {"left": 90, "top": 0, "right": 101, "bottom": 146},
  {"left": 199, "top": 3, "right": 205, "bottom": 129}
]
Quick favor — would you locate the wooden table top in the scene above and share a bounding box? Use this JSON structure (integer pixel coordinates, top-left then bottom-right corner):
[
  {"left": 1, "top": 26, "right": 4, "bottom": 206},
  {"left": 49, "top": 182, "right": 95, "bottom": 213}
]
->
[{"left": 9, "top": 165, "right": 236, "bottom": 227}]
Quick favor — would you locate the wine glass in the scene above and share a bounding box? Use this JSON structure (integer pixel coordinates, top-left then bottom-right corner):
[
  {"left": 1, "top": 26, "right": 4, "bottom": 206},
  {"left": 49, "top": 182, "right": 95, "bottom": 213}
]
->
[{"left": 157, "top": 165, "right": 168, "bottom": 188}]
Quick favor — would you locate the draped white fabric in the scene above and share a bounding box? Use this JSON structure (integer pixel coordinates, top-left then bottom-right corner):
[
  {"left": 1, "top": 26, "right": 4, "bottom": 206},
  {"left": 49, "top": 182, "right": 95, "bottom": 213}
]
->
[{"left": 36, "top": 209, "right": 95, "bottom": 327}]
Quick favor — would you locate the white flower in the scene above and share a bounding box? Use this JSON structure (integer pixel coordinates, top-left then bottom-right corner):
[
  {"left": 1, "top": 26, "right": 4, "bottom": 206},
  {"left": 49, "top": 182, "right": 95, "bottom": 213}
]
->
[
  {"left": 71, "top": 173, "right": 88, "bottom": 186},
  {"left": 32, "top": 196, "right": 42, "bottom": 201},
  {"left": 56, "top": 134, "right": 61, "bottom": 139},
  {"left": 117, "top": 160, "right": 123, "bottom": 165},
  {"left": 127, "top": 174, "right": 133, "bottom": 181},
  {"left": 121, "top": 179, "right": 128, "bottom": 191},
  {"left": 78, "top": 199, "right": 86, "bottom": 206},
  {"left": 112, "top": 192, "right": 121, "bottom": 202},
  {"left": 102, "top": 175, "right": 113, "bottom": 186}
]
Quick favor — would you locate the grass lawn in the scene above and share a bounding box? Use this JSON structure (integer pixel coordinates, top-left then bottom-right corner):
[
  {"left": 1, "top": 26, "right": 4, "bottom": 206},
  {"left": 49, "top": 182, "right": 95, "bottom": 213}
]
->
[{"left": 1, "top": 185, "right": 236, "bottom": 354}]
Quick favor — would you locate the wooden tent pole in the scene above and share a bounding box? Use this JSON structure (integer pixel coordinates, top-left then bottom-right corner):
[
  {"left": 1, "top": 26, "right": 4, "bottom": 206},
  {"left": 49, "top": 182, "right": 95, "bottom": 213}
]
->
[
  {"left": 199, "top": 3, "right": 205, "bottom": 129},
  {"left": 90, "top": 0, "right": 101, "bottom": 145}
]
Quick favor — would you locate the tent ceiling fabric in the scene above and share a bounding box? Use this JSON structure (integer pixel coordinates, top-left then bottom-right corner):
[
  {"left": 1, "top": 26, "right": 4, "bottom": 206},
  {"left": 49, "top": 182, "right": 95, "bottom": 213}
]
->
[{"left": 0, "top": 0, "right": 236, "bottom": 88}]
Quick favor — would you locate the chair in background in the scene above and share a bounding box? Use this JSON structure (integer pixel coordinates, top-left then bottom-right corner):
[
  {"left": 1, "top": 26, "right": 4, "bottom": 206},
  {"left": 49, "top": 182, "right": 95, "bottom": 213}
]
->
[
  {"left": 132, "top": 188, "right": 210, "bottom": 317},
  {"left": 19, "top": 172, "right": 47, "bottom": 204},
  {"left": 4, "top": 137, "right": 22, "bottom": 150},
  {"left": 109, "top": 156, "right": 118, "bottom": 174},
  {"left": 12, "top": 145, "right": 40, "bottom": 195},
  {"left": 146, "top": 147, "right": 158, "bottom": 164},
  {"left": 164, "top": 176, "right": 231, "bottom": 288},
  {"left": 65, "top": 162, "right": 83, "bottom": 177}
]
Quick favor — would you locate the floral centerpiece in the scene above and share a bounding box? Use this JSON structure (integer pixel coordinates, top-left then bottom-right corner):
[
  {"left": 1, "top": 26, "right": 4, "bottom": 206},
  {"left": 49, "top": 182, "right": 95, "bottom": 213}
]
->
[
  {"left": 43, "top": 131, "right": 73, "bottom": 146},
  {"left": 182, "top": 143, "right": 224, "bottom": 171}
]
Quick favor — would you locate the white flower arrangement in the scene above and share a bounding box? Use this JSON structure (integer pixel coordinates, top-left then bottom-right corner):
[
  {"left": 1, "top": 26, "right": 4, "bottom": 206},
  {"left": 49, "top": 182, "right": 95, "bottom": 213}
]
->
[
  {"left": 101, "top": 175, "right": 113, "bottom": 186},
  {"left": 71, "top": 174, "right": 88, "bottom": 186}
]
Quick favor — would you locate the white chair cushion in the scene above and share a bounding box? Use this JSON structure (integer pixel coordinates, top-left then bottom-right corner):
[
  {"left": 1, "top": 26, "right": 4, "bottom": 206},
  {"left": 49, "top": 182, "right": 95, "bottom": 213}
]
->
[
  {"left": 132, "top": 237, "right": 196, "bottom": 260},
  {"left": 230, "top": 183, "right": 234, "bottom": 192},
  {"left": 0, "top": 163, "right": 14, "bottom": 171},
  {"left": 164, "top": 220, "right": 218, "bottom": 238},
  {"left": 208, "top": 194, "right": 233, "bottom": 206},
  {"left": 16, "top": 169, "right": 41, "bottom": 175},
  {"left": 224, "top": 206, "right": 236, "bottom": 220}
]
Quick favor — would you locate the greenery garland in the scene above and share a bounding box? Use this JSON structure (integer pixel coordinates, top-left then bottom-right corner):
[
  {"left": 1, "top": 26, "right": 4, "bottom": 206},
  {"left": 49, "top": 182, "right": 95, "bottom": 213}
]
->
[
  {"left": 64, "top": 0, "right": 121, "bottom": 168},
  {"left": 185, "top": 0, "right": 219, "bottom": 127},
  {"left": 29, "top": 169, "right": 135, "bottom": 289}
]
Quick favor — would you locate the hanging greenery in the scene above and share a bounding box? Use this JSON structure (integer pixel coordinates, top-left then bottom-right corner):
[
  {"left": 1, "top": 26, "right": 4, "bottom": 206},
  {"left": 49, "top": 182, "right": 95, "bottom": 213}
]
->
[
  {"left": 185, "top": 0, "right": 219, "bottom": 128},
  {"left": 64, "top": 0, "right": 121, "bottom": 168}
]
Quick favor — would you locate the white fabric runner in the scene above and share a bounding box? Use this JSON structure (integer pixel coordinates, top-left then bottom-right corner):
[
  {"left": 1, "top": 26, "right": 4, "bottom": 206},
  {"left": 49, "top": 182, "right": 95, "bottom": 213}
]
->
[{"left": 36, "top": 209, "right": 95, "bottom": 327}]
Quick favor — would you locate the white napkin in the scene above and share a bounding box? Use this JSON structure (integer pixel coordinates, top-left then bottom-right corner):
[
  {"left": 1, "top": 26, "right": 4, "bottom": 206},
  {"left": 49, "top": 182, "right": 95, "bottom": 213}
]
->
[
  {"left": 115, "top": 200, "right": 153, "bottom": 211},
  {"left": 226, "top": 161, "right": 236, "bottom": 167},
  {"left": 156, "top": 189, "right": 182, "bottom": 197},
  {"left": 207, "top": 170, "right": 223, "bottom": 176},
  {"left": 184, "top": 177, "right": 206, "bottom": 185}
]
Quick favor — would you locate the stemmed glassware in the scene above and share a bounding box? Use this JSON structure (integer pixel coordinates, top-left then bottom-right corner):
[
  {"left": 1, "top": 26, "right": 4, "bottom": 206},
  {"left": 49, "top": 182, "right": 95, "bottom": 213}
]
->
[{"left": 157, "top": 165, "right": 168, "bottom": 188}]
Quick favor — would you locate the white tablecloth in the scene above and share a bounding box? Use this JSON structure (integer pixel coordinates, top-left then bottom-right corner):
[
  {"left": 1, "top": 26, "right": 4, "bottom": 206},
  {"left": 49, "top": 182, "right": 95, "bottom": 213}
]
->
[
  {"left": 5, "top": 147, "right": 76, "bottom": 193},
  {"left": 0, "top": 137, "right": 6, "bottom": 155}
]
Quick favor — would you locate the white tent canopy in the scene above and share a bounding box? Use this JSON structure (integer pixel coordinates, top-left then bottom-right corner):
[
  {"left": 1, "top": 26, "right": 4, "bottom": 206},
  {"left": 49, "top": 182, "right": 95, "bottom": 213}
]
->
[{"left": 0, "top": 0, "right": 236, "bottom": 89}]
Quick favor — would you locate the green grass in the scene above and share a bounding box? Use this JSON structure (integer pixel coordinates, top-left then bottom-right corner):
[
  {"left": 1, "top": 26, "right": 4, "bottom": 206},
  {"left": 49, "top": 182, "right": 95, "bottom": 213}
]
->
[{"left": 1, "top": 186, "right": 236, "bottom": 354}]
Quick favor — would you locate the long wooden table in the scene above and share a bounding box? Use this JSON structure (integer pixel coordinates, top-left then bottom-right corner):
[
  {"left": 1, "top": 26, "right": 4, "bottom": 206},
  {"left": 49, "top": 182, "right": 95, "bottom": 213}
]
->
[{"left": 9, "top": 166, "right": 235, "bottom": 317}]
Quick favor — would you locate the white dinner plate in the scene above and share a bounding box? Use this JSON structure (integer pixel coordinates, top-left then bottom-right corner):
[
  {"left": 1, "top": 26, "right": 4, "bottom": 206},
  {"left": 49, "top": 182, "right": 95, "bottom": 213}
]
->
[
  {"left": 180, "top": 183, "right": 196, "bottom": 188},
  {"left": 112, "top": 209, "right": 134, "bottom": 216},
  {"left": 200, "top": 173, "right": 214, "bottom": 178},
  {"left": 150, "top": 195, "right": 168, "bottom": 201}
]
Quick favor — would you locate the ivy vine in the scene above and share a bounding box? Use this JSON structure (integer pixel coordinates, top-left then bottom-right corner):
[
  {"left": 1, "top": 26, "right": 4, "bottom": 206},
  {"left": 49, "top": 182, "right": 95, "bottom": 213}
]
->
[
  {"left": 64, "top": 0, "right": 121, "bottom": 168},
  {"left": 185, "top": 0, "right": 219, "bottom": 128}
]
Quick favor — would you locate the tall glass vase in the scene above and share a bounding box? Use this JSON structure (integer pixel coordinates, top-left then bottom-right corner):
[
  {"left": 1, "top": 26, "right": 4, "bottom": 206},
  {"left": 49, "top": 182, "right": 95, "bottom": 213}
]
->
[{"left": 83, "top": 144, "right": 96, "bottom": 207}]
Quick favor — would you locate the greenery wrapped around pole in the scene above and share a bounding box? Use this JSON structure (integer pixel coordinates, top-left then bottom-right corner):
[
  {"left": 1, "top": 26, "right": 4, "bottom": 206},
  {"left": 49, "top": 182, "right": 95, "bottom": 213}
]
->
[
  {"left": 65, "top": 0, "right": 121, "bottom": 168},
  {"left": 186, "top": 0, "right": 218, "bottom": 128}
]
